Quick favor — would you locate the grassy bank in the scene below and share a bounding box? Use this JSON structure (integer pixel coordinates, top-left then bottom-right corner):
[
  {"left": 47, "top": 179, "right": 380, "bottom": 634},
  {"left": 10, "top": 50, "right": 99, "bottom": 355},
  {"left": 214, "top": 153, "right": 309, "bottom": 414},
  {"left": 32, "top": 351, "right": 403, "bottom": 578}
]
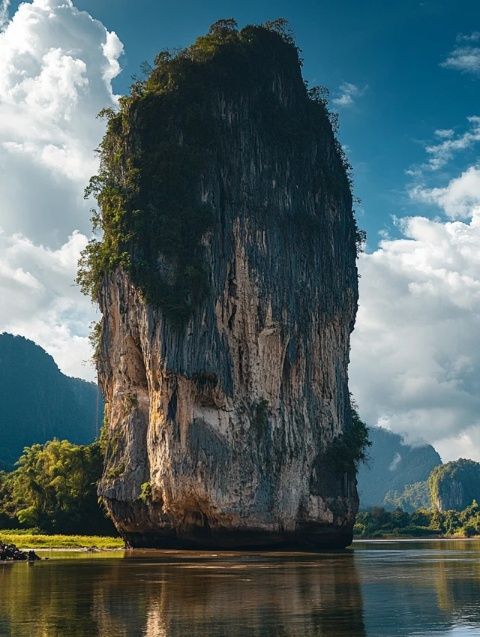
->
[{"left": 0, "top": 529, "right": 124, "bottom": 549}]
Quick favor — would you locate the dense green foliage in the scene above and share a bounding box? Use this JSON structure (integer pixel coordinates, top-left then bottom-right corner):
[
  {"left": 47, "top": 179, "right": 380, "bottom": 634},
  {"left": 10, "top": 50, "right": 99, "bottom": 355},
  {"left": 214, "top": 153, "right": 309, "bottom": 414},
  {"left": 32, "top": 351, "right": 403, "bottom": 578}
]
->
[
  {"left": 357, "top": 426, "right": 441, "bottom": 509},
  {"left": 0, "top": 333, "right": 102, "bottom": 470},
  {"left": 384, "top": 481, "right": 431, "bottom": 512},
  {"left": 77, "top": 19, "right": 353, "bottom": 324},
  {"left": 355, "top": 507, "right": 435, "bottom": 538},
  {"left": 355, "top": 501, "right": 480, "bottom": 538},
  {"left": 0, "top": 440, "right": 114, "bottom": 534},
  {"left": 325, "top": 396, "right": 370, "bottom": 473},
  {"left": 429, "top": 459, "right": 480, "bottom": 511}
]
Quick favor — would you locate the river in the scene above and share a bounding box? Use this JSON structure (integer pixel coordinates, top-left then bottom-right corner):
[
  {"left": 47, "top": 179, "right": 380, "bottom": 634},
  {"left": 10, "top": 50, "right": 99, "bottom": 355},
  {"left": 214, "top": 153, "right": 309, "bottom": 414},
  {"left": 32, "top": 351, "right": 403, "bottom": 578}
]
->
[{"left": 1, "top": 539, "right": 479, "bottom": 636}]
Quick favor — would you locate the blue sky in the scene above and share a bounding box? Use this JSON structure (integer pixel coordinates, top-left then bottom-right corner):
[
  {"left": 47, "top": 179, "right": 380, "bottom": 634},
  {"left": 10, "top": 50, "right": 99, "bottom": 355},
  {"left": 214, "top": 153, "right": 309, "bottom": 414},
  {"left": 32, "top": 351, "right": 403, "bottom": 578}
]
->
[
  {"left": 71, "top": 0, "right": 480, "bottom": 245},
  {"left": 1, "top": 0, "right": 480, "bottom": 460},
  {"left": 6, "top": 0, "right": 478, "bottom": 243}
]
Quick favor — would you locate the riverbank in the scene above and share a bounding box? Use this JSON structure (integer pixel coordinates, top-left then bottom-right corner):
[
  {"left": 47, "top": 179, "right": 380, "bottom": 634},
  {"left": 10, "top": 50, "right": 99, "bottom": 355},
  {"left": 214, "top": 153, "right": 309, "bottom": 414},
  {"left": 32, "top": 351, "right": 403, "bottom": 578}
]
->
[
  {"left": 0, "top": 530, "right": 124, "bottom": 549},
  {"left": 2, "top": 538, "right": 480, "bottom": 635},
  {"left": 354, "top": 529, "right": 441, "bottom": 540},
  {"left": 355, "top": 504, "right": 480, "bottom": 539}
]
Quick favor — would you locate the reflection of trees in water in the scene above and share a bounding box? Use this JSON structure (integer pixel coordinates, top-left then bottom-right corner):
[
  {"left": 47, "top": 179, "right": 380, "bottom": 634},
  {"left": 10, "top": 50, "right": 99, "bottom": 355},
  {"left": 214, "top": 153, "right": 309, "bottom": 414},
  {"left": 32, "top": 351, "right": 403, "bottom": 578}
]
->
[
  {"left": 357, "top": 540, "right": 480, "bottom": 636},
  {"left": 432, "top": 541, "right": 480, "bottom": 625},
  {"left": 0, "top": 560, "right": 105, "bottom": 636},
  {"left": 0, "top": 553, "right": 366, "bottom": 636}
]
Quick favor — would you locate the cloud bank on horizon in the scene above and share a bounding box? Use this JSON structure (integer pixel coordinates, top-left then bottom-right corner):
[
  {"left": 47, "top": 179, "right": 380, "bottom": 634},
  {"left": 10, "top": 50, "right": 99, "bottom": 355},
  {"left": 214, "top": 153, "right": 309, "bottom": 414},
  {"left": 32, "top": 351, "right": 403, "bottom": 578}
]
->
[
  {"left": 0, "top": 0, "right": 123, "bottom": 379},
  {"left": 350, "top": 207, "right": 480, "bottom": 462},
  {"left": 0, "top": 2, "right": 479, "bottom": 461}
]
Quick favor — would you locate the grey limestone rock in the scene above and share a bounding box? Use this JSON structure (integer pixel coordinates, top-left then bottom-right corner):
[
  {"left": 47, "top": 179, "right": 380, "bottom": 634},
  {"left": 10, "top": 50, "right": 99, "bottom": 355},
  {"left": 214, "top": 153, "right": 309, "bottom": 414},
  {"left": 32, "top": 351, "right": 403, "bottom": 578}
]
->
[{"left": 94, "top": 24, "right": 359, "bottom": 548}]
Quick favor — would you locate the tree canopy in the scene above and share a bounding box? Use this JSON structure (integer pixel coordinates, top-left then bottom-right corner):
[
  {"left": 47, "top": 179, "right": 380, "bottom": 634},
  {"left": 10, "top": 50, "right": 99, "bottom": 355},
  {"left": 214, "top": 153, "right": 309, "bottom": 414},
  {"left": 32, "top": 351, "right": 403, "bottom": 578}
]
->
[{"left": 0, "top": 440, "right": 114, "bottom": 534}]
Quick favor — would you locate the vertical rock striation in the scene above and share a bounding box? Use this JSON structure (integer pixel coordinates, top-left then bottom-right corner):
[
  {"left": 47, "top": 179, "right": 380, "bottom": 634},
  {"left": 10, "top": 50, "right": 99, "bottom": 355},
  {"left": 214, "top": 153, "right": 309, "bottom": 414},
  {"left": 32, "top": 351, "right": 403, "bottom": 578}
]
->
[
  {"left": 84, "top": 21, "right": 361, "bottom": 548},
  {"left": 429, "top": 460, "right": 480, "bottom": 512}
]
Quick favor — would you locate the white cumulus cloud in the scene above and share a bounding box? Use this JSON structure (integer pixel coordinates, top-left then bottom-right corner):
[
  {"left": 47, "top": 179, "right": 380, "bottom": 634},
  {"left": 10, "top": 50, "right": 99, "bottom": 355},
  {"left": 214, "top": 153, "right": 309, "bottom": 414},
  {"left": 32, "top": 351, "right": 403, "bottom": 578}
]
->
[
  {"left": 422, "top": 116, "right": 480, "bottom": 171},
  {"left": 0, "top": 0, "right": 123, "bottom": 243},
  {"left": 332, "top": 82, "right": 368, "bottom": 108},
  {"left": 0, "top": 230, "right": 97, "bottom": 379},
  {"left": 350, "top": 210, "right": 480, "bottom": 461},
  {"left": 434, "top": 129, "right": 454, "bottom": 139},
  {"left": 410, "top": 165, "right": 480, "bottom": 218},
  {"left": 355, "top": 106, "right": 480, "bottom": 461},
  {"left": 0, "top": 0, "right": 10, "bottom": 29},
  {"left": 0, "top": 0, "right": 123, "bottom": 379},
  {"left": 442, "top": 32, "right": 480, "bottom": 75}
]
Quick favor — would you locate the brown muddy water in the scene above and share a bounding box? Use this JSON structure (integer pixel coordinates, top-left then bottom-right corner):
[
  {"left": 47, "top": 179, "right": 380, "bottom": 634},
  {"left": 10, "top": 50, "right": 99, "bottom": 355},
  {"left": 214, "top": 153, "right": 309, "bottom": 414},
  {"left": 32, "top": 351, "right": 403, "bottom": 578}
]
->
[{"left": 1, "top": 539, "right": 480, "bottom": 636}]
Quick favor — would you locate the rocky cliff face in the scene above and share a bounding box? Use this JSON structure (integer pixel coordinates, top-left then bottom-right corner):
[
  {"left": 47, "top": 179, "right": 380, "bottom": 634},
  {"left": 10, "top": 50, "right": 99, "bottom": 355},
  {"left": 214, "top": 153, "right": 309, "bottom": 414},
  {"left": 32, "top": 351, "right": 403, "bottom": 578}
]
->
[
  {"left": 429, "top": 460, "right": 480, "bottom": 512},
  {"left": 85, "top": 22, "right": 360, "bottom": 548}
]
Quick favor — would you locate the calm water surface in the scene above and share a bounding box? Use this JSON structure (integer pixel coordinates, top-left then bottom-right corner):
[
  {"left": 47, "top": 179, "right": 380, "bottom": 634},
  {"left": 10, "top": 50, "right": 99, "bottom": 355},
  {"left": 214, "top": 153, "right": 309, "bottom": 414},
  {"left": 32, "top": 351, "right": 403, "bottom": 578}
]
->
[{"left": 1, "top": 540, "right": 480, "bottom": 636}]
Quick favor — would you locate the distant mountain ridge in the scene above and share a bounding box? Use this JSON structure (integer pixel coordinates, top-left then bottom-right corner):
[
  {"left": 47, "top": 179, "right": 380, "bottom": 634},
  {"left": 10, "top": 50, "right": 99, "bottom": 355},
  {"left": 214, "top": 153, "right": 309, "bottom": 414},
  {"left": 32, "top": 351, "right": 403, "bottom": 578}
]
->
[
  {"left": 0, "top": 333, "right": 101, "bottom": 470},
  {"left": 0, "top": 332, "right": 443, "bottom": 514},
  {"left": 358, "top": 426, "right": 442, "bottom": 509}
]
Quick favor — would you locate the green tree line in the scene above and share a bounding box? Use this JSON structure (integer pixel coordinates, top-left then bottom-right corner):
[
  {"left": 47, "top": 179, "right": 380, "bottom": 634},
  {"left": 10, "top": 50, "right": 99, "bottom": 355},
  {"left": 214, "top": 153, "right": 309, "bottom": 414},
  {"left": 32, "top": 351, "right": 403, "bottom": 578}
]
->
[
  {"left": 0, "top": 440, "right": 114, "bottom": 534},
  {"left": 355, "top": 501, "right": 480, "bottom": 538}
]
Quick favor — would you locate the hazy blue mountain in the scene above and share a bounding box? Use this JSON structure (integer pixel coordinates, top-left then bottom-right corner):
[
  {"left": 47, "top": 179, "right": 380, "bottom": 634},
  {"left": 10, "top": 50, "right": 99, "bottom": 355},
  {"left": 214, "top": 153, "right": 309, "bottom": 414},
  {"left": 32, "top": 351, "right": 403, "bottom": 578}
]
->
[
  {"left": 383, "top": 480, "right": 431, "bottom": 512},
  {"left": 358, "top": 427, "right": 442, "bottom": 509},
  {"left": 0, "top": 333, "right": 102, "bottom": 470}
]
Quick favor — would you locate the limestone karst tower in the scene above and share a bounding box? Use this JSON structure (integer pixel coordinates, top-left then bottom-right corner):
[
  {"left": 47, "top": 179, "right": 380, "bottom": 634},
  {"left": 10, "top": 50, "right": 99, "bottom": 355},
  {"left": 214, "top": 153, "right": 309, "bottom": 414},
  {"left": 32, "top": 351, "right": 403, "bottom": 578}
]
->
[{"left": 79, "top": 20, "right": 361, "bottom": 548}]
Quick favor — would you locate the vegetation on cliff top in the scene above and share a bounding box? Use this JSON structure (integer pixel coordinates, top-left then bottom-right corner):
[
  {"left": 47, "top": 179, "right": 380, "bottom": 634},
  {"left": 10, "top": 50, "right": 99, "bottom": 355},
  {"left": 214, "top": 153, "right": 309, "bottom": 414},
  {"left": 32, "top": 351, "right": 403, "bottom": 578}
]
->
[
  {"left": 325, "top": 396, "right": 371, "bottom": 474},
  {"left": 77, "top": 18, "right": 359, "bottom": 325},
  {"left": 429, "top": 459, "right": 480, "bottom": 511}
]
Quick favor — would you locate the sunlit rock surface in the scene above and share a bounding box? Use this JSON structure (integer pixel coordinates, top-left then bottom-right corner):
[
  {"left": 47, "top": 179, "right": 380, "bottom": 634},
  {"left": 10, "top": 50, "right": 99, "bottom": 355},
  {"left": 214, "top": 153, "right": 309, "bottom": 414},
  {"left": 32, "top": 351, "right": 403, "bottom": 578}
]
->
[{"left": 95, "top": 23, "right": 359, "bottom": 548}]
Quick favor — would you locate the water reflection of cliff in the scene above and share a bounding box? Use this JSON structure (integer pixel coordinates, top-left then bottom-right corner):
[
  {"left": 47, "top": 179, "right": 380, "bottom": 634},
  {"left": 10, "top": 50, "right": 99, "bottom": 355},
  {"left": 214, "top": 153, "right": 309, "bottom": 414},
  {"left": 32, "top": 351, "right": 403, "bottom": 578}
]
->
[
  {"left": 0, "top": 552, "right": 366, "bottom": 636},
  {"left": 128, "top": 553, "right": 366, "bottom": 637}
]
